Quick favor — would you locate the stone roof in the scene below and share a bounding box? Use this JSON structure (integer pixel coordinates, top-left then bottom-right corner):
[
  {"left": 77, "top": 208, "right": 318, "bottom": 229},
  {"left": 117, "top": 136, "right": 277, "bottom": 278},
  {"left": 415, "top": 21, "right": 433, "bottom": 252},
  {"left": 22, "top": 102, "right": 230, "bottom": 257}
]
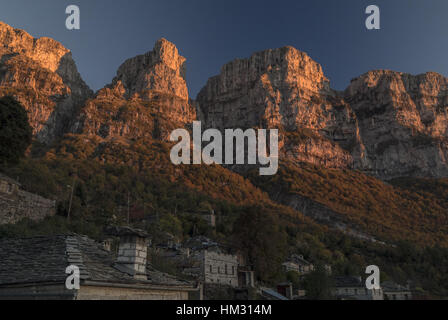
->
[
  {"left": 183, "top": 236, "right": 219, "bottom": 251},
  {"left": 334, "top": 276, "right": 364, "bottom": 288},
  {"left": 286, "top": 254, "right": 313, "bottom": 266},
  {"left": 0, "top": 234, "right": 194, "bottom": 288},
  {"left": 105, "top": 226, "right": 149, "bottom": 238},
  {"left": 382, "top": 281, "right": 410, "bottom": 292}
]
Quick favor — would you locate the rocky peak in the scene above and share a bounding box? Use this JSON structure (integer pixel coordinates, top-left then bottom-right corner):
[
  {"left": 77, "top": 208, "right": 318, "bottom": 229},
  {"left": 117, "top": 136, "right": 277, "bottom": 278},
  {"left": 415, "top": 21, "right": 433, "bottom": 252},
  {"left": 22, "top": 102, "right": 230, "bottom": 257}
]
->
[
  {"left": 197, "top": 45, "right": 333, "bottom": 131},
  {"left": 72, "top": 39, "right": 195, "bottom": 142},
  {"left": 196, "top": 45, "right": 355, "bottom": 170},
  {"left": 197, "top": 45, "right": 448, "bottom": 178},
  {"left": 109, "top": 38, "right": 188, "bottom": 101},
  {"left": 198, "top": 45, "right": 329, "bottom": 107},
  {"left": 0, "top": 21, "right": 69, "bottom": 73},
  {"left": 0, "top": 21, "right": 92, "bottom": 144},
  {"left": 345, "top": 70, "right": 448, "bottom": 178}
]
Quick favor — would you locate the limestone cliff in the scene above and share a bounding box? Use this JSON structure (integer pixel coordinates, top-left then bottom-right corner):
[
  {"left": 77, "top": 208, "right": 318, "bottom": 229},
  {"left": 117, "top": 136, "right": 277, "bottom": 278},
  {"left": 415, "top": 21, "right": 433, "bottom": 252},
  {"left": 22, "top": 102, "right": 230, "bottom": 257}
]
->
[
  {"left": 346, "top": 70, "right": 448, "bottom": 178},
  {"left": 1, "top": 20, "right": 447, "bottom": 179},
  {"left": 72, "top": 38, "right": 196, "bottom": 141},
  {"left": 196, "top": 46, "right": 359, "bottom": 170},
  {"left": 197, "top": 46, "right": 448, "bottom": 178},
  {"left": 0, "top": 22, "right": 93, "bottom": 143}
]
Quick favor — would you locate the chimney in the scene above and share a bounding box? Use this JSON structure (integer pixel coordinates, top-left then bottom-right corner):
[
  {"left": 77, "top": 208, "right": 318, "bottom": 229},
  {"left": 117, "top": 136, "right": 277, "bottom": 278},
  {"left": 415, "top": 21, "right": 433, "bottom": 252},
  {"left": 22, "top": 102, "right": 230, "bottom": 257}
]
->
[{"left": 107, "top": 226, "right": 149, "bottom": 280}]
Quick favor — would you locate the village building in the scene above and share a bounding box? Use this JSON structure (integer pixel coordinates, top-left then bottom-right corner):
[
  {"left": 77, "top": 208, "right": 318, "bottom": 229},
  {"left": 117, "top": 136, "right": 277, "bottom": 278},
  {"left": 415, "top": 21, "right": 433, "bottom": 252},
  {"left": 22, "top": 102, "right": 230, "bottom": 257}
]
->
[
  {"left": 238, "top": 266, "right": 255, "bottom": 288},
  {"left": 156, "top": 236, "right": 255, "bottom": 291},
  {"left": 333, "top": 276, "right": 383, "bottom": 300},
  {"left": 0, "top": 227, "right": 201, "bottom": 300},
  {"left": 276, "top": 282, "right": 293, "bottom": 299},
  {"left": 182, "top": 237, "right": 238, "bottom": 287},
  {"left": 382, "top": 281, "right": 412, "bottom": 300},
  {"left": 282, "top": 254, "right": 315, "bottom": 275},
  {"left": 0, "top": 173, "right": 55, "bottom": 225}
]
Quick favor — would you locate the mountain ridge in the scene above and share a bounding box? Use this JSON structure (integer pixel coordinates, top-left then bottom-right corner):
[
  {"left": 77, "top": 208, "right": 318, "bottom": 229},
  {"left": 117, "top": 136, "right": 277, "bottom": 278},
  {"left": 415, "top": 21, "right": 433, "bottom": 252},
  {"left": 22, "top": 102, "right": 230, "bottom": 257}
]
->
[{"left": 1, "top": 21, "right": 448, "bottom": 247}]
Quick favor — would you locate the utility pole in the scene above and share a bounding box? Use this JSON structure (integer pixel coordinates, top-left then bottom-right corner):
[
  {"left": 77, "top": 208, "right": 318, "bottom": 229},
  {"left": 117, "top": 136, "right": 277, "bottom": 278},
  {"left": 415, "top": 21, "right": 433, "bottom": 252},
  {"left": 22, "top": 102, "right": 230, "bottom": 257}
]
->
[{"left": 67, "top": 176, "right": 76, "bottom": 221}]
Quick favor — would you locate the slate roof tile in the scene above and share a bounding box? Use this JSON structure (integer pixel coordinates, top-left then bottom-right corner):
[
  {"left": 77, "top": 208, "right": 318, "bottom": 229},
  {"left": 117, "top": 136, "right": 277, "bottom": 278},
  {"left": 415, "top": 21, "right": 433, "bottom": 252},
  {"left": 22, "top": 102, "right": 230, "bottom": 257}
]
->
[{"left": 0, "top": 234, "right": 194, "bottom": 288}]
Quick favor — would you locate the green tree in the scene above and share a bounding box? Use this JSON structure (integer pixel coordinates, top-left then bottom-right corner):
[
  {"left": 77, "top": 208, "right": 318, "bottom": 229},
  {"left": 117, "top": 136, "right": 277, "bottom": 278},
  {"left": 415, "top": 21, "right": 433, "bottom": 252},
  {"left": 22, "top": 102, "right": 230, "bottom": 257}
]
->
[
  {"left": 0, "top": 96, "right": 32, "bottom": 165},
  {"left": 232, "top": 205, "right": 287, "bottom": 283},
  {"left": 302, "top": 265, "right": 334, "bottom": 300}
]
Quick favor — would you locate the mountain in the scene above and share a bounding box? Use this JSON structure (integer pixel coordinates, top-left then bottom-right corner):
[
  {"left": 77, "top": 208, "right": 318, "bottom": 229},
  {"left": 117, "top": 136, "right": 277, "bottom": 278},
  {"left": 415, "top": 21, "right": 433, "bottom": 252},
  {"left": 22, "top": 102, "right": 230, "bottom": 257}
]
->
[
  {"left": 345, "top": 71, "right": 448, "bottom": 178},
  {"left": 197, "top": 47, "right": 448, "bottom": 179},
  {"left": 1, "top": 21, "right": 448, "bottom": 296},
  {"left": 70, "top": 38, "right": 196, "bottom": 142},
  {"left": 0, "top": 21, "right": 446, "bottom": 244},
  {"left": 0, "top": 22, "right": 92, "bottom": 144}
]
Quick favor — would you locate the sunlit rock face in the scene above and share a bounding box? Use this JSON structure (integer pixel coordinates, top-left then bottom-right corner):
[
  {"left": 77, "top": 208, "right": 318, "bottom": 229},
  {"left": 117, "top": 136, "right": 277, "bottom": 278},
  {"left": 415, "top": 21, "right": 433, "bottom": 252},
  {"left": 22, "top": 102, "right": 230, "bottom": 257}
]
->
[
  {"left": 197, "top": 46, "right": 448, "bottom": 178},
  {"left": 196, "top": 46, "right": 358, "bottom": 170},
  {"left": 345, "top": 70, "right": 448, "bottom": 178},
  {"left": 71, "top": 38, "right": 196, "bottom": 142},
  {"left": 0, "top": 21, "right": 93, "bottom": 143},
  {"left": 1, "top": 19, "right": 447, "bottom": 179}
]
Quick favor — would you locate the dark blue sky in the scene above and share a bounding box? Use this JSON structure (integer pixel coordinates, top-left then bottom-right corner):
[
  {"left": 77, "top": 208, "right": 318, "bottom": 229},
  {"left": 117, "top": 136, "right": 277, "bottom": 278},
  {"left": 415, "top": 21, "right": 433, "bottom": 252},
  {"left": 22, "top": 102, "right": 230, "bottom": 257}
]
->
[{"left": 1, "top": 0, "right": 448, "bottom": 97}]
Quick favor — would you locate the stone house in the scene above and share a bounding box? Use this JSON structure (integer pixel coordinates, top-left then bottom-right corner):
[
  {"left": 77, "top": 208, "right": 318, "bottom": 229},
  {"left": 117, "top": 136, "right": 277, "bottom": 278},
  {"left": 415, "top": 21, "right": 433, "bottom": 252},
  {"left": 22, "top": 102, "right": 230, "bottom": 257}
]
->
[
  {"left": 238, "top": 266, "right": 255, "bottom": 288},
  {"left": 157, "top": 236, "right": 254, "bottom": 290},
  {"left": 333, "top": 276, "right": 383, "bottom": 300},
  {"left": 183, "top": 247, "right": 239, "bottom": 288},
  {"left": 200, "top": 249, "right": 239, "bottom": 287},
  {"left": 0, "top": 227, "right": 201, "bottom": 300},
  {"left": 0, "top": 173, "right": 55, "bottom": 225},
  {"left": 282, "top": 254, "right": 315, "bottom": 275},
  {"left": 0, "top": 174, "right": 20, "bottom": 194},
  {"left": 179, "top": 237, "right": 239, "bottom": 287}
]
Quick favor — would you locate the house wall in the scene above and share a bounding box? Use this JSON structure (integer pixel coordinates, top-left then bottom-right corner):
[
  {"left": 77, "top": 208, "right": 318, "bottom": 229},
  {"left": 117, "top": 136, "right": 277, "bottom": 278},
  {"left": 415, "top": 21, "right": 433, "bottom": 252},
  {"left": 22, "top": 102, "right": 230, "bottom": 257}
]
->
[
  {"left": 334, "top": 287, "right": 383, "bottom": 300},
  {"left": 201, "top": 251, "right": 238, "bottom": 287},
  {"left": 384, "top": 291, "right": 412, "bottom": 300},
  {"left": 282, "top": 262, "right": 314, "bottom": 275},
  {"left": 0, "top": 284, "right": 75, "bottom": 300},
  {"left": 76, "top": 285, "right": 189, "bottom": 300}
]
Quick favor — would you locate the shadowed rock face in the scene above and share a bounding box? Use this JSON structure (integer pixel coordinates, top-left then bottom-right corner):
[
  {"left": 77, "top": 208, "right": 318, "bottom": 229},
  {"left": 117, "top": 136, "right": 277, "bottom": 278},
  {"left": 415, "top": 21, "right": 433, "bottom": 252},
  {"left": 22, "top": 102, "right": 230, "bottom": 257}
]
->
[
  {"left": 71, "top": 38, "right": 196, "bottom": 142},
  {"left": 0, "top": 22, "right": 93, "bottom": 144},
  {"left": 197, "top": 47, "right": 448, "bottom": 178},
  {"left": 345, "top": 70, "right": 448, "bottom": 178}
]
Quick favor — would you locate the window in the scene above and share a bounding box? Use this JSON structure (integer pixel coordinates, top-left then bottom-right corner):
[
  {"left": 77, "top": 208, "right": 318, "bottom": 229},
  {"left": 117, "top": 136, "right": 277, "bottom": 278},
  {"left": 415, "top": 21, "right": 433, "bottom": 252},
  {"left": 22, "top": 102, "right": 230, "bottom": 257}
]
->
[
  {"left": 225, "top": 264, "right": 228, "bottom": 275},
  {"left": 209, "top": 265, "right": 212, "bottom": 273},
  {"left": 232, "top": 266, "right": 235, "bottom": 275},
  {"left": 218, "top": 267, "right": 220, "bottom": 274}
]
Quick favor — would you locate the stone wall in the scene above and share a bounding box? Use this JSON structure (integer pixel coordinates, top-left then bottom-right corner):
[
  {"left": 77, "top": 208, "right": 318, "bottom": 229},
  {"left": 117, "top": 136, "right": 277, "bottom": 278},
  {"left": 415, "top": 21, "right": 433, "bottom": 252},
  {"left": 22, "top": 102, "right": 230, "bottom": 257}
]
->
[
  {"left": 77, "top": 285, "right": 189, "bottom": 300},
  {"left": 0, "top": 177, "right": 55, "bottom": 225},
  {"left": 201, "top": 250, "right": 239, "bottom": 287}
]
